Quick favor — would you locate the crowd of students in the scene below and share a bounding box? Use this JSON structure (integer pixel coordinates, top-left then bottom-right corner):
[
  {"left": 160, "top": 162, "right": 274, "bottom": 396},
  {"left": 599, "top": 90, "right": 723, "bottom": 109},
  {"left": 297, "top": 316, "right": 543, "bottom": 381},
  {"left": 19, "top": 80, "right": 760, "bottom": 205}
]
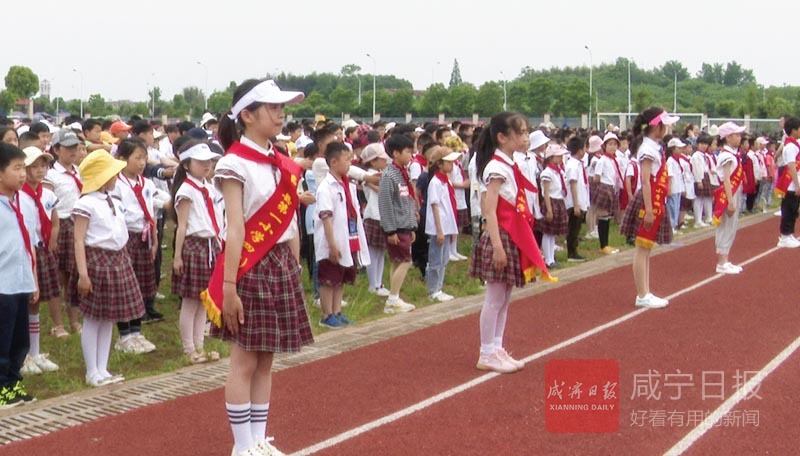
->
[{"left": 1, "top": 77, "right": 798, "bottom": 455}]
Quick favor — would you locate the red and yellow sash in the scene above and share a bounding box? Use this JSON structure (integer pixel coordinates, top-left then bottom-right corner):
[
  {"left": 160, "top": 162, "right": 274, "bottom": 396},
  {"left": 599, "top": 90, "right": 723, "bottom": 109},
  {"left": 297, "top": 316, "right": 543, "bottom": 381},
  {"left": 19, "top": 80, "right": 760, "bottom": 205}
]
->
[
  {"left": 492, "top": 156, "right": 556, "bottom": 283},
  {"left": 712, "top": 156, "right": 743, "bottom": 226},
  {"left": 201, "top": 141, "right": 302, "bottom": 328},
  {"left": 774, "top": 137, "right": 800, "bottom": 198},
  {"left": 635, "top": 158, "right": 669, "bottom": 250}
]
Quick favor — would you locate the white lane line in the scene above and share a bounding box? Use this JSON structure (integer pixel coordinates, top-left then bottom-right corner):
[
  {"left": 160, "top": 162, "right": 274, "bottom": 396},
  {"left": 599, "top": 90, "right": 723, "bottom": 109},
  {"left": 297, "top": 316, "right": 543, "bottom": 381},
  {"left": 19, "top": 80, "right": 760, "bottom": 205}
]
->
[
  {"left": 291, "top": 246, "right": 780, "bottom": 456},
  {"left": 664, "top": 333, "right": 800, "bottom": 456}
]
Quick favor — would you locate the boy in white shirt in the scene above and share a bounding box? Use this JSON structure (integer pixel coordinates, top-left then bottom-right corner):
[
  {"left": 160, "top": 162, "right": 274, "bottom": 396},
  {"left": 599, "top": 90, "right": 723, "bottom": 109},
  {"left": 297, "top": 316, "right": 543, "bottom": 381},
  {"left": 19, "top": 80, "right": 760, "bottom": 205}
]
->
[
  {"left": 666, "top": 138, "right": 686, "bottom": 231},
  {"left": 564, "top": 136, "right": 589, "bottom": 261}
]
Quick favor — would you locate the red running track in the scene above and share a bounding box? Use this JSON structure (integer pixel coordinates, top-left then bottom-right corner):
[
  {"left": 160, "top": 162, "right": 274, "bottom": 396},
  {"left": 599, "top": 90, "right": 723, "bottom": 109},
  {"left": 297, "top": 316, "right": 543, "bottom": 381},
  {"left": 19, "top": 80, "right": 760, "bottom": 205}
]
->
[{"left": 3, "top": 218, "right": 797, "bottom": 456}]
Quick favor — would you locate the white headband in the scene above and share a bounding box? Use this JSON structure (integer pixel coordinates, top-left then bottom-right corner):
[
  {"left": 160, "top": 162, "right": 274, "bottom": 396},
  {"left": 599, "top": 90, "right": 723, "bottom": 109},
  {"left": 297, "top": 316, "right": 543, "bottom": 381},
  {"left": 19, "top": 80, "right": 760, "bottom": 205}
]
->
[
  {"left": 228, "top": 80, "right": 304, "bottom": 120},
  {"left": 179, "top": 143, "right": 220, "bottom": 162}
]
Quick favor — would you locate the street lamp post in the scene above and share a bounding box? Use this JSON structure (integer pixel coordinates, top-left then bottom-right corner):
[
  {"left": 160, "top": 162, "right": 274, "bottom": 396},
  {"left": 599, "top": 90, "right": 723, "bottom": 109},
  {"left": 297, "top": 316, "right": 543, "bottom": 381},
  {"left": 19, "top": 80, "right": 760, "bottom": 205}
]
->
[
  {"left": 356, "top": 74, "right": 362, "bottom": 106},
  {"left": 673, "top": 70, "right": 678, "bottom": 113},
  {"left": 627, "top": 58, "right": 632, "bottom": 114},
  {"left": 366, "top": 53, "right": 377, "bottom": 121},
  {"left": 584, "top": 45, "right": 593, "bottom": 128},
  {"left": 72, "top": 68, "right": 83, "bottom": 118},
  {"left": 500, "top": 71, "right": 508, "bottom": 111},
  {"left": 196, "top": 61, "right": 209, "bottom": 111},
  {"left": 150, "top": 73, "right": 156, "bottom": 119}
]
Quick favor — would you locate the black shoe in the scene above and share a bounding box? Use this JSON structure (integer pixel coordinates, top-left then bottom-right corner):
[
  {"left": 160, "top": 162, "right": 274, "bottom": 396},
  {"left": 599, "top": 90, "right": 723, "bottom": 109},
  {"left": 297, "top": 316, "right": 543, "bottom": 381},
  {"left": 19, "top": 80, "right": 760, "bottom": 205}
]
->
[
  {"left": 143, "top": 311, "right": 164, "bottom": 323},
  {"left": 12, "top": 381, "right": 35, "bottom": 403},
  {"left": 0, "top": 385, "right": 24, "bottom": 409},
  {"left": 567, "top": 255, "right": 587, "bottom": 262},
  {"left": 546, "top": 262, "right": 558, "bottom": 269}
]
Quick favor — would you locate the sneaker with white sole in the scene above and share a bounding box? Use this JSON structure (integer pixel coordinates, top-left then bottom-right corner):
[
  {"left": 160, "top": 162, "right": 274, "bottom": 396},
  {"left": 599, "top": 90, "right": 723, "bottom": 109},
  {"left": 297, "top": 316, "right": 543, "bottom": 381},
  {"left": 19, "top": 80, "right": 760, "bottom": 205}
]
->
[
  {"left": 430, "top": 291, "right": 454, "bottom": 302},
  {"left": 716, "top": 263, "right": 741, "bottom": 275},
  {"left": 31, "top": 353, "right": 59, "bottom": 372},
  {"left": 371, "top": 286, "right": 391, "bottom": 297},
  {"left": 448, "top": 254, "right": 463, "bottom": 262},
  {"left": 476, "top": 352, "right": 518, "bottom": 374},
  {"left": 100, "top": 372, "right": 125, "bottom": 385},
  {"left": 496, "top": 348, "right": 524, "bottom": 370},
  {"left": 253, "top": 437, "right": 286, "bottom": 456},
  {"left": 726, "top": 262, "right": 743, "bottom": 273},
  {"left": 134, "top": 334, "right": 156, "bottom": 353},
  {"left": 341, "top": 300, "right": 348, "bottom": 307},
  {"left": 231, "top": 446, "right": 262, "bottom": 456},
  {"left": 20, "top": 356, "right": 42, "bottom": 376},
  {"left": 455, "top": 252, "right": 468, "bottom": 260},
  {"left": 115, "top": 336, "right": 147, "bottom": 355},
  {"left": 635, "top": 293, "right": 669, "bottom": 309},
  {"left": 777, "top": 235, "right": 800, "bottom": 249},
  {"left": 384, "top": 300, "right": 416, "bottom": 314}
]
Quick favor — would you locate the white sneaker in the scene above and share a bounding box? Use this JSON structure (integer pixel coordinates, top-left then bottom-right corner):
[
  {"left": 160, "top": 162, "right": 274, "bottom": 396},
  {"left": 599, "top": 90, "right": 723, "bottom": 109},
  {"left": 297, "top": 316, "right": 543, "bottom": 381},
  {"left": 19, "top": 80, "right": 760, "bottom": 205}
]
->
[
  {"left": 774, "top": 210, "right": 782, "bottom": 217},
  {"left": 726, "top": 262, "right": 743, "bottom": 273},
  {"left": 635, "top": 293, "right": 669, "bottom": 309},
  {"left": 384, "top": 299, "right": 415, "bottom": 314},
  {"left": 134, "top": 334, "right": 156, "bottom": 353},
  {"left": 115, "top": 336, "right": 147, "bottom": 355},
  {"left": 85, "top": 372, "right": 111, "bottom": 388},
  {"left": 695, "top": 221, "right": 709, "bottom": 228},
  {"left": 716, "top": 263, "right": 741, "bottom": 275},
  {"left": 586, "top": 230, "right": 599, "bottom": 239},
  {"left": 496, "top": 348, "right": 525, "bottom": 370},
  {"left": 554, "top": 244, "right": 564, "bottom": 252},
  {"left": 31, "top": 353, "right": 59, "bottom": 372},
  {"left": 99, "top": 371, "right": 125, "bottom": 385},
  {"left": 685, "top": 214, "right": 694, "bottom": 220},
  {"left": 371, "top": 286, "right": 391, "bottom": 297},
  {"left": 253, "top": 437, "right": 286, "bottom": 456},
  {"left": 449, "top": 254, "right": 462, "bottom": 262},
  {"left": 20, "top": 356, "right": 43, "bottom": 376},
  {"left": 430, "top": 291, "right": 454, "bottom": 302},
  {"left": 455, "top": 252, "right": 468, "bottom": 260},
  {"left": 341, "top": 300, "right": 348, "bottom": 307},
  {"left": 476, "top": 352, "right": 517, "bottom": 374},
  {"left": 312, "top": 298, "right": 320, "bottom": 308},
  {"left": 230, "top": 446, "right": 263, "bottom": 456},
  {"left": 777, "top": 235, "right": 800, "bottom": 249}
]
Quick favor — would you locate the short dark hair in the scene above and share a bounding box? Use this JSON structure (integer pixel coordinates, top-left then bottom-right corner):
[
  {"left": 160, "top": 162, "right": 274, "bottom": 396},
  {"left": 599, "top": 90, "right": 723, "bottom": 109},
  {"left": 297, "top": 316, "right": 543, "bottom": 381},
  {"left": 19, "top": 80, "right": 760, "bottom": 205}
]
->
[
  {"left": 286, "top": 121, "right": 302, "bottom": 133},
  {"left": 117, "top": 137, "right": 147, "bottom": 160},
  {"left": 0, "top": 142, "right": 26, "bottom": 171},
  {"left": 566, "top": 136, "right": 584, "bottom": 155},
  {"left": 83, "top": 119, "right": 101, "bottom": 133},
  {"left": 435, "top": 126, "right": 451, "bottom": 142},
  {"left": 784, "top": 117, "right": 800, "bottom": 136},
  {"left": 19, "top": 131, "right": 40, "bottom": 147},
  {"left": 324, "top": 141, "right": 349, "bottom": 164},
  {"left": 164, "top": 124, "right": 179, "bottom": 134},
  {"left": 417, "top": 132, "right": 435, "bottom": 152},
  {"left": 30, "top": 122, "right": 50, "bottom": 135},
  {"left": 132, "top": 120, "right": 152, "bottom": 137},
  {"left": 304, "top": 142, "right": 319, "bottom": 159},
  {"left": 177, "top": 121, "right": 195, "bottom": 136},
  {"left": 101, "top": 120, "right": 113, "bottom": 130},
  {"left": 366, "top": 130, "right": 382, "bottom": 144},
  {"left": 386, "top": 133, "right": 414, "bottom": 156},
  {"left": 696, "top": 133, "right": 713, "bottom": 145},
  {"left": 313, "top": 127, "right": 334, "bottom": 143}
]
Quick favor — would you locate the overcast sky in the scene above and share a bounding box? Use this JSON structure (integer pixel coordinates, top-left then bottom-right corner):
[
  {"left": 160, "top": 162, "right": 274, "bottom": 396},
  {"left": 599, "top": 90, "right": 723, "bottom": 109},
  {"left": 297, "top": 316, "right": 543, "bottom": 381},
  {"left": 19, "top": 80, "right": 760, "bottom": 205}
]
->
[{"left": 3, "top": 0, "right": 796, "bottom": 103}]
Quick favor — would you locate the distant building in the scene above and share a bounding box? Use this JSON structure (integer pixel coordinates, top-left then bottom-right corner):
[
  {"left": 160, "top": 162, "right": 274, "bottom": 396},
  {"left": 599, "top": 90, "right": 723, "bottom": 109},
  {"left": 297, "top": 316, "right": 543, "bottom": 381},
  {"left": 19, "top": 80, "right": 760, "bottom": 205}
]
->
[{"left": 40, "top": 79, "right": 51, "bottom": 99}]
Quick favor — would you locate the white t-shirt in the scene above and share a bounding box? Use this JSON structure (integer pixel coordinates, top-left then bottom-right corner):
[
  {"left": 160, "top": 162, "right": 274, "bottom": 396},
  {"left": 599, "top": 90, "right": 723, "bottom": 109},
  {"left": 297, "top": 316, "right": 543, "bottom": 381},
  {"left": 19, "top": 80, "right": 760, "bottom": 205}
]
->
[
  {"left": 111, "top": 174, "right": 157, "bottom": 233},
  {"left": 19, "top": 187, "right": 58, "bottom": 246},
  {"left": 450, "top": 160, "right": 468, "bottom": 210},
  {"left": 72, "top": 191, "right": 129, "bottom": 250},
  {"left": 615, "top": 150, "right": 629, "bottom": 177},
  {"left": 691, "top": 151, "right": 708, "bottom": 183},
  {"left": 45, "top": 161, "right": 82, "bottom": 220},
  {"left": 539, "top": 165, "right": 566, "bottom": 200},
  {"left": 564, "top": 155, "right": 589, "bottom": 211},
  {"left": 638, "top": 137, "right": 663, "bottom": 181},
  {"left": 595, "top": 154, "right": 623, "bottom": 189},
  {"left": 748, "top": 150, "right": 765, "bottom": 180},
  {"left": 214, "top": 136, "right": 299, "bottom": 244},
  {"left": 363, "top": 169, "right": 381, "bottom": 221},
  {"left": 481, "top": 151, "right": 517, "bottom": 208},
  {"left": 408, "top": 158, "right": 424, "bottom": 181},
  {"left": 313, "top": 173, "right": 370, "bottom": 267},
  {"left": 425, "top": 174, "right": 459, "bottom": 236},
  {"left": 784, "top": 142, "right": 799, "bottom": 192},
  {"left": 174, "top": 175, "right": 224, "bottom": 238}
]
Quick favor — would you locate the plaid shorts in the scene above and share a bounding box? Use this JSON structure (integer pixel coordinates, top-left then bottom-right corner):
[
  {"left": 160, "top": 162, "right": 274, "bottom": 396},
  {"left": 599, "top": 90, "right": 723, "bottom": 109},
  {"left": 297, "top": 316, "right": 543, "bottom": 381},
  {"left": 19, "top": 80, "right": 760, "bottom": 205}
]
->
[
  {"left": 35, "top": 245, "right": 61, "bottom": 301},
  {"left": 363, "top": 218, "right": 386, "bottom": 250},
  {"left": 126, "top": 232, "right": 157, "bottom": 300},
  {"left": 541, "top": 198, "right": 569, "bottom": 236},
  {"left": 469, "top": 228, "right": 525, "bottom": 288},
  {"left": 620, "top": 190, "right": 673, "bottom": 245},
  {"left": 172, "top": 236, "right": 219, "bottom": 299},
  {"left": 318, "top": 258, "right": 357, "bottom": 287},
  {"left": 211, "top": 242, "right": 314, "bottom": 353},
  {"left": 69, "top": 247, "right": 145, "bottom": 322},
  {"left": 56, "top": 217, "right": 75, "bottom": 275}
]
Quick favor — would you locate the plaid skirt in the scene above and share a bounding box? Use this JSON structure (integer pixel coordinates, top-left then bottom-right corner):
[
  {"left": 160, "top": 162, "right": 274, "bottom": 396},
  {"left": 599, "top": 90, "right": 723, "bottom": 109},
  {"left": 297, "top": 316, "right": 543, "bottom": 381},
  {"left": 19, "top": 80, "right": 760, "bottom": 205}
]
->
[
  {"left": 589, "top": 180, "right": 599, "bottom": 199},
  {"left": 457, "top": 209, "right": 470, "bottom": 231},
  {"left": 541, "top": 198, "right": 569, "bottom": 236},
  {"left": 363, "top": 218, "right": 386, "bottom": 250},
  {"left": 211, "top": 242, "right": 314, "bottom": 353},
  {"left": 172, "top": 236, "right": 219, "bottom": 299},
  {"left": 126, "top": 232, "right": 157, "bottom": 300},
  {"left": 695, "top": 174, "right": 714, "bottom": 198},
  {"left": 69, "top": 247, "right": 145, "bottom": 322},
  {"left": 35, "top": 245, "right": 61, "bottom": 301},
  {"left": 57, "top": 217, "right": 75, "bottom": 275},
  {"left": 620, "top": 190, "right": 673, "bottom": 245},
  {"left": 681, "top": 195, "right": 693, "bottom": 211},
  {"left": 469, "top": 228, "right": 525, "bottom": 288},
  {"left": 592, "top": 183, "right": 620, "bottom": 215}
]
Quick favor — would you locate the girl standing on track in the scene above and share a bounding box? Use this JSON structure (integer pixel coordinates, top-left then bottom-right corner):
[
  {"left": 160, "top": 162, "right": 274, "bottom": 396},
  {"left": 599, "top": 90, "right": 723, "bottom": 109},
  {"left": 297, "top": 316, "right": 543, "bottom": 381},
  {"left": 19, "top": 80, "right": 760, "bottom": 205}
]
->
[
  {"left": 470, "top": 112, "right": 554, "bottom": 374},
  {"left": 205, "top": 79, "right": 312, "bottom": 456},
  {"left": 712, "top": 122, "right": 747, "bottom": 275},
  {"left": 620, "top": 107, "right": 677, "bottom": 309}
]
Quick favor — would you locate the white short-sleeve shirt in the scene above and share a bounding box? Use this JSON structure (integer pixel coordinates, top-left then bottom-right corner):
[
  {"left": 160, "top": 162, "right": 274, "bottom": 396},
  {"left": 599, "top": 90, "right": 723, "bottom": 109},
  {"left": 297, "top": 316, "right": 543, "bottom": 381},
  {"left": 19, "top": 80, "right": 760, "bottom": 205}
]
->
[
  {"left": 313, "top": 173, "right": 369, "bottom": 267},
  {"left": 425, "top": 174, "right": 459, "bottom": 236},
  {"left": 539, "top": 165, "right": 566, "bottom": 200},
  {"left": 513, "top": 151, "right": 542, "bottom": 218},
  {"left": 450, "top": 161, "right": 468, "bottom": 210},
  {"left": 625, "top": 160, "right": 642, "bottom": 193},
  {"left": 19, "top": 187, "right": 58, "bottom": 246},
  {"left": 175, "top": 175, "right": 224, "bottom": 238},
  {"left": 468, "top": 154, "right": 482, "bottom": 218},
  {"left": 363, "top": 169, "right": 381, "bottom": 221},
  {"left": 564, "top": 155, "right": 589, "bottom": 211},
  {"left": 680, "top": 156, "right": 696, "bottom": 199},
  {"left": 72, "top": 192, "right": 129, "bottom": 250},
  {"left": 667, "top": 156, "right": 685, "bottom": 195},
  {"left": 638, "top": 137, "right": 663, "bottom": 183},
  {"left": 595, "top": 154, "right": 623, "bottom": 189},
  {"left": 45, "top": 161, "right": 82, "bottom": 220},
  {"left": 481, "top": 151, "right": 517, "bottom": 208},
  {"left": 111, "top": 174, "right": 157, "bottom": 233},
  {"left": 214, "top": 136, "right": 299, "bottom": 244},
  {"left": 408, "top": 158, "right": 424, "bottom": 181}
]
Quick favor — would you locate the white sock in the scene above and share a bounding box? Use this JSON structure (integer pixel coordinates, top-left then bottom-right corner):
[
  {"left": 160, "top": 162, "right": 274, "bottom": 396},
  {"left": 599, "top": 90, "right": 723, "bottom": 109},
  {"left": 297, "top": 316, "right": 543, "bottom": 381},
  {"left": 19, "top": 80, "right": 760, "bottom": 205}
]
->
[
  {"left": 479, "top": 283, "right": 507, "bottom": 355},
  {"left": 81, "top": 318, "right": 100, "bottom": 378},
  {"left": 29, "top": 313, "right": 40, "bottom": 357},
  {"left": 387, "top": 294, "right": 399, "bottom": 304},
  {"left": 179, "top": 298, "right": 198, "bottom": 354},
  {"left": 250, "top": 402, "right": 270, "bottom": 442},
  {"left": 193, "top": 300, "right": 207, "bottom": 352},
  {"left": 227, "top": 402, "right": 253, "bottom": 452},
  {"left": 96, "top": 321, "right": 113, "bottom": 377}
]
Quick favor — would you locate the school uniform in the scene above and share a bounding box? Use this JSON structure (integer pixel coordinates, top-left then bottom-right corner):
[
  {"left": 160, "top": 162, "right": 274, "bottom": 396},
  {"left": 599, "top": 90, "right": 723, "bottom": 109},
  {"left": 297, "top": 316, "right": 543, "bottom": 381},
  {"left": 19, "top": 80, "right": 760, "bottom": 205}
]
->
[
  {"left": 564, "top": 155, "right": 589, "bottom": 257},
  {"left": 620, "top": 138, "right": 673, "bottom": 245},
  {"left": 425, "top": 172, "right": 459, "bottom": 294},
  {"left": 450, "top": 160, "right": 469, "bottom": 231},
  {"left": 679, "top": 155, "right": 696, "bottom": 211},
  {"left": 378, "top": 163, "right": 418, "bottom": 264},
  {"left": 691, "top": 150, "right": 713, "bottom": 198},
  {"left": 780, "top": 141, "right": 800, "bottom": 236},
  {"left": 715, "top": 146, "right": 742, "bottom": 255},
  {"left": 171, "top": 175, "right": 223, "bottom": 299},
  {"left": 19, "top": 184, "right": 61, "bottom": 301},
  {"left": 621, "top": 159, "right": 641, "bottom": 212},
  {"left": 112, "top": 175, "right": 158, "bottom": 300},
  {"left": 45, "top": 162, "right": 82, "bottom": 275},
  {"left": 314, "top": 173, "right": 370, "bottom": 286},
  {"left": 592, "top": 154, "right": 622, "bottom": 215},
  {"left": 667, "top": 156, "right": 685, "bottom": 228},
  {"left": 213, "top": 136, "right": 313, "bottom": 353},
  {"left": 0, "top": 193, "right": 36, "bottom": 389},
  {"left": 69, "top": 192, "right": 145, "bottom": 322},
  {"left": 362, "top": 169, "right": 385, "bottom": 250},
  {"left": 469, "top": 152, "right": 525, "bottom": 287},
  {"left": 539, "top": 164, "right": 569, "bottom": 236},
  {"left": 513, "top": 151, "right": 542, "bottom": 220}
]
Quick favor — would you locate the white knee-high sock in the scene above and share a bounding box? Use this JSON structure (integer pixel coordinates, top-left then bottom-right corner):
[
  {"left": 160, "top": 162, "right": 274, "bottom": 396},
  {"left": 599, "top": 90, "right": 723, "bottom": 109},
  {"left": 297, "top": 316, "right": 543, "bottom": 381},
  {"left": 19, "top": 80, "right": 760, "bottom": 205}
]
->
[
  {"left": 542, "top": 234, "right": 556, "bottom": 264},
  {"left": 97, "top": 321, "right": 113, "bottom": 376},
  {"left": 366, "top": 246, "right": 384, "bottom": 290},
  {"left": 179, "top": 298, "right": 198, "bottom": 354},
  {"left": 493, "top": 285, "right": 513, "bottom": 350},
  {"left": 193, "top": 299, "right": 207, "bottom": 352},
  {"left": 28, "top": 313, "right": 40, "bottom": 357},
  {"left": 480, "top": 283, "right": 507, "bottom": 355},
  {"left": 81, "top": 318, "right": 100, "bottom": 378},
  {"left": 227, "top": 402, "right": 253, "bottom": 452},
  {"left": 250, "top": 402, "right": 270, "bottom": 441}
]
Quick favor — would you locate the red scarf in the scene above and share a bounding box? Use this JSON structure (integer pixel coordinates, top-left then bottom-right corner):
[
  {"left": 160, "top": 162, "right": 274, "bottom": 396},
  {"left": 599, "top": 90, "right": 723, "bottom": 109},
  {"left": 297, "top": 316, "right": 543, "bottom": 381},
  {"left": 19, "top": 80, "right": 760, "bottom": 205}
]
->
[
  {"left": 63, "top": 166, "right": 83, "bottom": 192},
  {"left": 774, "top": 137, "right": 800, "bottom": 197},
  {"left": 21, "top": 183, "right": 53, "bottom": 247},
  {"left": 341, "top": 175, "right": 360, "bottom": 253},
  {"left": 120, "top": 174, "right": 154, "bottom": 241},
  {"left": 413, "top": 153, "right": 428, "bottom": 168},
  {"left": 9, "top": 192, "right": 34, "bottom": 270},
  {"left": 605, "top": 153, "right": 624, "bottom": 184},
  {"left": 434, "top": 171, "right": 458, "bottom": 224},
  {"left": 182, "top": 178, "right": 221, "bottom": 237},
  {"left": 546, "top": 163, "right": 567, "bottom": 197},
  {"left": 393, "top": 162, "right": 416, "bottom": 200},
  {"left": 679, "top": 155, "right": 693, "bottom": 174}
]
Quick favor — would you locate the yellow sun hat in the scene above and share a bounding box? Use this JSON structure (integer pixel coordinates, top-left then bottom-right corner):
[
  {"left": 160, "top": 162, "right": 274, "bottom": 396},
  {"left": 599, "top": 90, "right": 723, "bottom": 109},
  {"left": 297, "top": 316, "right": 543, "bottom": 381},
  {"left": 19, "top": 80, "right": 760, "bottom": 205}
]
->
[{"left": 78, "top": 150, "right": 126, "bottom": 194}]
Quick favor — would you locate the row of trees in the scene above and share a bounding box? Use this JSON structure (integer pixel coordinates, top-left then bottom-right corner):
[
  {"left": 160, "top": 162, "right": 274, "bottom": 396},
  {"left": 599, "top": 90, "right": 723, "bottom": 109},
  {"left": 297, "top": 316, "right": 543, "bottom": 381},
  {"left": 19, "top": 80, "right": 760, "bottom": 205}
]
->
[{"left": 2, "top": 59, "right": 798, "bottom": 121}]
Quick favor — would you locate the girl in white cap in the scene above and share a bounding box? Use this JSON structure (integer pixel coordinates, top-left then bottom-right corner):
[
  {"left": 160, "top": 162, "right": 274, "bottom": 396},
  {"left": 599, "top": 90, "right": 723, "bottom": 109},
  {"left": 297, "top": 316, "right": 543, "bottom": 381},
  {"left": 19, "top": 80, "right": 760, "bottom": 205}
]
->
[
  {"left": 539, "top": 144, "right": 570, "bottom": 267},
  {"left": 713, "top": 122, "right": 747, "bottom": 274},
  {"left": 592, "top": 133, "right": 623, "bottom": 254}
]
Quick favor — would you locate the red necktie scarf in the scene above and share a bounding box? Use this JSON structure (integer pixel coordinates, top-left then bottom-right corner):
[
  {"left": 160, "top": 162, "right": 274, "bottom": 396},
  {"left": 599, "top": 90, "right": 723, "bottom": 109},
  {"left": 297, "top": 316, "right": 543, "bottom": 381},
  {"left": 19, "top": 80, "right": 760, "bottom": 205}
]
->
[
  {"left": 21, "top": 183, "right": 52, "bottom": 247},
  {"left": 434, "top": 171, "right": 458, "bottom": 223},
  {"left": 122, "top": 175, "right": 154, "bottom": 240},
  {"left": 394, "top": 163, "right": 416, "bottom": 200},
  {"left": 65, "top": 169, "right": 83, "bottom": 192},
  {"left": 546, "top": 163, "right": 567, "bottom": 197},
  {"left": 183, "top": 178, "right": 221, "bottom": 236}
]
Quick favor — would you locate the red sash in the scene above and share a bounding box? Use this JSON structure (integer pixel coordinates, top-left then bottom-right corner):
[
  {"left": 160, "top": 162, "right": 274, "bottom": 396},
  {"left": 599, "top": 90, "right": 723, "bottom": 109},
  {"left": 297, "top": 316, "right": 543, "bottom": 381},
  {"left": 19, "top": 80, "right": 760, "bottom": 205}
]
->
[
  {"left": 201, "top": 141, "right": 303, "bottom": 328},
  {"left": 21, "top": 183, "right": 53, "bottom": 247},
  {"left": 774, "top": 138, "right": 800, "bottom": 197},
  {"left": 182, "top": 178, "right": 221, "bottom": 237},
  {"left": 712, "top": 153, "right": 743, "bottom": 226},
  {"left": 491, "top": 156, "right": 555, "bottom": 283},
  {"left": 635, "top": 157, "right": 669, "bottom": 250},
  {"left": 9, "top": 192, "right": 35, "bottom": 270},
  {"left": 620, "top": 161, "right": 638, "bottom": 210},
  {"left": 434, "top": 171, "right": 458, "bottom": 225}
]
